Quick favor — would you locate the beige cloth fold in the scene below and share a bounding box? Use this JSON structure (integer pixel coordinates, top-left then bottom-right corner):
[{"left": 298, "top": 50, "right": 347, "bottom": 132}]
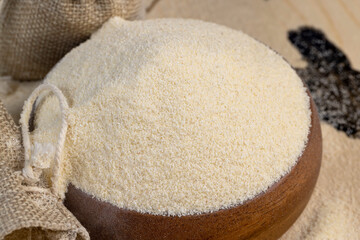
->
[
  {"left": 0, "top": 100, "right": 90, "bottom": 240},
  {"left": 0, "top": 0, "right": 144, "bottom": 81}
]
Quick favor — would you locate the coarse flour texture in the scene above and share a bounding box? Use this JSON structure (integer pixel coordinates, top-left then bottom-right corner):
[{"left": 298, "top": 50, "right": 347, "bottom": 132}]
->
[{"left": 30, "top": 17, "right": 311, "bottom": 216}]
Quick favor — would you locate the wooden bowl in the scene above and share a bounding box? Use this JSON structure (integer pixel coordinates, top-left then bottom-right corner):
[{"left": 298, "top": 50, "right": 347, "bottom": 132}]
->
[{"left": 64, "top": 93, "right": 322, "bottom": 240}]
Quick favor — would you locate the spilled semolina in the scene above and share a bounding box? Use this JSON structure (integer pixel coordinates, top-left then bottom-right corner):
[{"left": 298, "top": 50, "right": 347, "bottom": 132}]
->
[{"left": 28, "top": 17, "right": 311, "bottom": 216}]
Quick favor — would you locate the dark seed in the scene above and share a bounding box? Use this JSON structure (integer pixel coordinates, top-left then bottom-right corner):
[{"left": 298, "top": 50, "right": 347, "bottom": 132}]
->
[{"left": 288, "top": 27, "right": 360, "bottom": 138}]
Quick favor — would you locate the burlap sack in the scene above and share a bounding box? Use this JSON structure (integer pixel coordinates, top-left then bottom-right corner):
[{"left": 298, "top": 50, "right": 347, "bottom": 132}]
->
[
  {"left": 0, "top": 100, "right": 90, "bottom": 240},
  {"left": 0, "top": 0, "right": 144, "bottom": 81}
]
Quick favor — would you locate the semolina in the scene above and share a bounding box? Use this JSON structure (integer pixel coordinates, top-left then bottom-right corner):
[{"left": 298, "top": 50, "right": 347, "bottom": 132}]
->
[{"left": 29, "top": 17, "right": 311, "bottom": 216}]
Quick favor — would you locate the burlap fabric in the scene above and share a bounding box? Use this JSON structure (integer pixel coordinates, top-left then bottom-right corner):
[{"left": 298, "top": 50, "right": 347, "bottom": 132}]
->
[
  {"left": 0, "top": 0, "right": 144, "bottom": 81},
  {"left": 0, "top": 100, "right": 90, "bottom": 240}
]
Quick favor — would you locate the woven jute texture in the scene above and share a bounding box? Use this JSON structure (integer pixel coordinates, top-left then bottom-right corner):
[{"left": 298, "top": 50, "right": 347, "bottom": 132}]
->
[
  {"left": 0, "top": 0, "right": 144, "bottom": 81},
  {"left": 0, "top": 100, "right": 90, "bottom": 240}
]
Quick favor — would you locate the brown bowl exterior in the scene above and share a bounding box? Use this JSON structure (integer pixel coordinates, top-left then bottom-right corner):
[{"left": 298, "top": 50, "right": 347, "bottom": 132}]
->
[{"left": 64, "top": 94, "right": 322, "bottom": 240}]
